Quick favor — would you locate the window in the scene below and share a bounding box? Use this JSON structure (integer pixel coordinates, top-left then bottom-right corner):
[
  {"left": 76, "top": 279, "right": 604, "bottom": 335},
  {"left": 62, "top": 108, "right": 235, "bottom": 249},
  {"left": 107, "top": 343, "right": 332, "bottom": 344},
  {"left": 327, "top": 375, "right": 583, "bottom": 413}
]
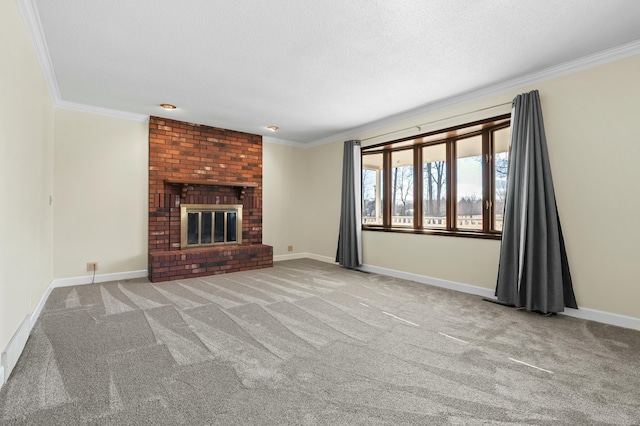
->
[
  {"left": 493, "top": 126, "right": 510, "bottom": 231},
  {"left": 391, "top": 150, "right": 414, "bottom": 227},
  {"left": 362, "top": 153, "right": 383, "bottom": 225},
  {"left": 423, "top": 144, "right": 447, "bottom": 228},
  {"left": 361, "top": 114, "right": 510, "bottom": 238}
]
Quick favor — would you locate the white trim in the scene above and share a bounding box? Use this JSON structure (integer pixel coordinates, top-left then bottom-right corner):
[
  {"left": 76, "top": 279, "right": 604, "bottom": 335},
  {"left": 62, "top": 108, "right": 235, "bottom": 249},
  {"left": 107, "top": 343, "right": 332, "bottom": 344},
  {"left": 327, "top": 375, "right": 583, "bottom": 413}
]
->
[
  {"left": 1, "top": 315, "right": 31, "bottom": 386},
  {"left": 274, "top": 252, "right": 336, "bottom": 264},
  {"left": 17, "top": 0, "right": 148, "bottom": 123},
  {"left": 263, "top": 136, "right": 306, "bottom": 148},
  {"left": 32, "top": 270, "right": 147, "bottom": 330},
  {"left": 1, "top": 269, "right": 148, "bottom": 389},
  {"left": 28, "top": 270, "right": 147, "bottom": 329},
  {"left": 17, "top": 0, "right": 640, "bottom": 149},
  {"left": 29, "top": 279, "right": 56, "bottom": 330},
  {"left": 16, "top": 0, "right": 61, "bottom": 102},
  {"left": 56, "top": 101, "right": 149, "bottom": 122},
  {"left": 359, "top": 263, "right": 495, "bottom": 298},
  {"left": 277, "top": 254, "right": 640, "bottom": 330},
  {"left": 274, "top": 253, "right": 309, "bottom": 262},
  {"left": 305, "top": 253, "right": 336, "bottom": 264},
  {"left": 479, "top": 296, "right": 640, "bottom": 330},
  {"left": 305, "top": 39, "right": 640, "bottom": 147},
  {"left": 560, "top": 307, "right": 640, "bottom": 331},
  {"left": 357, "top": 262, "right": 640, "bottom": 330},
  {"left": 51, "top": 269, "right": 148, "bottom": 288}
]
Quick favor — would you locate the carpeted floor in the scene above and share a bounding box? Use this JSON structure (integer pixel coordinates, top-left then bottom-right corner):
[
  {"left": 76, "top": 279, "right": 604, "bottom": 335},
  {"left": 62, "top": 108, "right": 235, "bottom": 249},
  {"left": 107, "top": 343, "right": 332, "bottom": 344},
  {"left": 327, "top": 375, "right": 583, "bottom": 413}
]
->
[{"left": 0, "top": 259, "right": 638, "bottom": 425}]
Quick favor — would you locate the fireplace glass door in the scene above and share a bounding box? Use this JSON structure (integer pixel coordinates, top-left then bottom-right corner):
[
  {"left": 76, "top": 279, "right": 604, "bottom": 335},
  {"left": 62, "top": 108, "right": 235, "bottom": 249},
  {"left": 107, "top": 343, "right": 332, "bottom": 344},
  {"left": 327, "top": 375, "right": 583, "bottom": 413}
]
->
[{"left": 181, "top": 204, "right": 242, "bottom": 248}]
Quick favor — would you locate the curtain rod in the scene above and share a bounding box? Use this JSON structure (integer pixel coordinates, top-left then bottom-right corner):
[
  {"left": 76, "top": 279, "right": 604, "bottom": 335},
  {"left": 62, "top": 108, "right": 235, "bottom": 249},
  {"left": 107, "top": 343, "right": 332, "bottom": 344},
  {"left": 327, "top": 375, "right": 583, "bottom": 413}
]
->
[{"left": 361, "top": 101, "right": 513, "bottom": 142}]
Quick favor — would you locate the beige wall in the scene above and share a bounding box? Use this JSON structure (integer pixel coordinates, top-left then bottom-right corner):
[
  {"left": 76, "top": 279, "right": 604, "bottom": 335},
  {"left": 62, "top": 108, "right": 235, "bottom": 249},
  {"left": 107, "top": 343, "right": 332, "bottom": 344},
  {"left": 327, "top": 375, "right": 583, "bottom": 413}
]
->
[
  {"left": 2, "top": 0, "right": 638, "bottom": 359},
  {"left": 304, "top": 55, "right": 640, "bottom": 319},
  {"left": 304, "top": 140, "right": 345, "bottom": 260},
  {"left": 0, "top": 0, "right": 54, "bottom": 351},
  {"left": 53, "top": 109, "right": 148, "bottom": 278},
  {"left": 263, "top": 141, "right": 309, "bottom": 257}
]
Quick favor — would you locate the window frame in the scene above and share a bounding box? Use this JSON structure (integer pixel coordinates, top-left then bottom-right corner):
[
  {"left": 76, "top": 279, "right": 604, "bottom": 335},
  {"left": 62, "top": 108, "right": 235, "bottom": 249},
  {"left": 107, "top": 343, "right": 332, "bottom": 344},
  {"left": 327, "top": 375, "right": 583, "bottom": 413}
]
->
[{"left": 361, "top": 114, "right": 510, "bottom": 240}]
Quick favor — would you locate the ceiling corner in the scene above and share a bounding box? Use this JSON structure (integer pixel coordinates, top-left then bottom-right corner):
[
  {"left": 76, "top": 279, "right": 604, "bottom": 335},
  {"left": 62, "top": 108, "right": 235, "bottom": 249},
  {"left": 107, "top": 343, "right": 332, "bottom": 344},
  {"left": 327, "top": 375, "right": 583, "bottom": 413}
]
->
[{"left": 16, "top": 0, "right": 61, "bottom": 103}]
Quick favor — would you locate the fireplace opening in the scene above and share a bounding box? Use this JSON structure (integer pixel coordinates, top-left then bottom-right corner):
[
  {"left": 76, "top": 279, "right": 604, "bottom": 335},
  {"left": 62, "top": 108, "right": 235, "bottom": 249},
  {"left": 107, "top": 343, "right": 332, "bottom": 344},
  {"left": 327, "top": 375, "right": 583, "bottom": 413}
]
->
[{"left": 180, "top": 204, "right": 242, "bottom": 249}]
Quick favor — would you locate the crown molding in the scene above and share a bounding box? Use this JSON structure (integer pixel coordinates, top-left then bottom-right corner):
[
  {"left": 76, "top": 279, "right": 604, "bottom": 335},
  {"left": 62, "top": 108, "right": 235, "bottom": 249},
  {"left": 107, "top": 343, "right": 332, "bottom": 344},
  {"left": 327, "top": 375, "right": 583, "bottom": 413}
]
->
[
  {"left": 262, "top": 136, "right": 306, "bottom": 148},
  {"left": 306, "top": 39, "right": 640, "bottom": 147},
  {"left": 16, "top": 0, "right": 61, "bottom": 102},
  {"left": 17, "top": 0, "right": 148, "bottom": 123},
  {"left": 16, "top": 0, "right": 640, "bottom": 147},
  {"left": 56, "top": 100, "right": 149, "bottom": 122}
]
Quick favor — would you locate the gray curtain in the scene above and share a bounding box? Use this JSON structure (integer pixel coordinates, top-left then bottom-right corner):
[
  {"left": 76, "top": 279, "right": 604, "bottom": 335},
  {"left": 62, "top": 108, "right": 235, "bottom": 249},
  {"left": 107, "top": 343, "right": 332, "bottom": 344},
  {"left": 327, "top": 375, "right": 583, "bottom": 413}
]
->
[
  {"left": 336, "top": 140, "right": 362, "bottom": 268},
  {"left": 495, "top": 90, "right": 577, "bottom": 313}
]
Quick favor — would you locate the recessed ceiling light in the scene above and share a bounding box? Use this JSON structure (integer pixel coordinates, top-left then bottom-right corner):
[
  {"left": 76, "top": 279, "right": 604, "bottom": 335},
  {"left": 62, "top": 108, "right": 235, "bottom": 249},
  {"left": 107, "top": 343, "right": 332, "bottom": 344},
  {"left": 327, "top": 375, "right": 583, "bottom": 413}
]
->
[
  {"left": 160, "top": 103, "right": 176, "bottom": 110},
  {"left": 267, "top": 126, "right": 279, "bottom": 131}
]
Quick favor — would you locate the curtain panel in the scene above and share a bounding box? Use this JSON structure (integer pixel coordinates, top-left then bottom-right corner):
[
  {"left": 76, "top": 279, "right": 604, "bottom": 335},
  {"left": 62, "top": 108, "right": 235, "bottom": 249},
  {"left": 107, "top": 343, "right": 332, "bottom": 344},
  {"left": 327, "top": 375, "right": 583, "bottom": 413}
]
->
[
  {"left": 336, "top": 140, "right": 362, "bottom": 268},
  {"left": 495, "top": 90, "right": 577, "bottom": 313}
]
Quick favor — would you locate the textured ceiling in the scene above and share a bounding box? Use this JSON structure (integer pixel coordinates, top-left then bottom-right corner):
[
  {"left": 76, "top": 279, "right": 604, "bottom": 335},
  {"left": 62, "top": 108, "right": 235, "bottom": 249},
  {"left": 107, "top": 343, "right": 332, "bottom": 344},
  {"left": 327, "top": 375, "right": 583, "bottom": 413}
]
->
[{"left": 27, "top": 0, "right": 640, "bottom": 144}]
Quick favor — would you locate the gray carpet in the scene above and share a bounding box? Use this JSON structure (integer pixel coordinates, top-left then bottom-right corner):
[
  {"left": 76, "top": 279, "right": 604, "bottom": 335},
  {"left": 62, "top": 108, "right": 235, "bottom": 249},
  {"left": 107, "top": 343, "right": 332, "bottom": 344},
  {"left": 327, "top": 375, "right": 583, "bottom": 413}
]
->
[{"left": 1, "top": 259, "right": 638, "bottom": 425}]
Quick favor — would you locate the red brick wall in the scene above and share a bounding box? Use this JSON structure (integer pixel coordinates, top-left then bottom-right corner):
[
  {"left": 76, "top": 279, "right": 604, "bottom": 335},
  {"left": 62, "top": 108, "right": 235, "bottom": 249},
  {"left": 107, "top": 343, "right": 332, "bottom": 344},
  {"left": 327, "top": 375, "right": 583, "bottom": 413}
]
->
[
  {"left": 148, "top": 116, "right": 271, "bottom": 281},
  {"left": 149, "top": 245, "right": 273, "bottom": 282}
]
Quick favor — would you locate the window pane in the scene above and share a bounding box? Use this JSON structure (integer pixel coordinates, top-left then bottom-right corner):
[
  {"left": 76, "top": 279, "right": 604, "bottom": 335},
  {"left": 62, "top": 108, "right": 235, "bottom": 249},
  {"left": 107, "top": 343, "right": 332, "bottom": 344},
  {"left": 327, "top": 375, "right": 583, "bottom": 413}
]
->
[
  {"left": 201, "top": 212, "right": 212, "bottom": 244},
  {"left": 422, "top": 144, "right": 447, "bottom": 228},
  {"left": 493, "top": 127, "right": 510, "bottom": 231},
  {"left": 227, "top": 212, "right": 237, "bottom": 242},
  {"left": 187, "top": 212, "right": 199, "bottom": 244},
  {"left": 456, "top": 135, "right": 483, "bottom": 230},
  {"left": 391, "top": 149, "right": 414, "bottom": 227},
  {"left": 214, "top": 211, "right": 225, "bottom": 242},
  {"left": 362, "top": 153, "right": 383, "bottom": 225}
]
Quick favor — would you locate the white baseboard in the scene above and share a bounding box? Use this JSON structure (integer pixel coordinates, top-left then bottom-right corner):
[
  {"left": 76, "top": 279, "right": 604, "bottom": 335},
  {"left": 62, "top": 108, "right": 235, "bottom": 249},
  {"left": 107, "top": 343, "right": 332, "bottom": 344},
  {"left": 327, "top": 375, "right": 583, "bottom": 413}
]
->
[
  {"left": 51, "top": 260, "right": 640, "bottom": 330},
  {"left": 1, "top": 315, "right": 31, "bottom": 385},
  {"left": 29, "top": 280, "right": 56, "bottom": 330},
  {"left": 273, "top": 253, "right": 309, "bottom": 262},
  {"left": 278, "top": 254, "right": 639, "bottom": 331},
  {"left": 29, "top": 269, "right": 148, "bottom": 330},
  {"left": 51, "top": 269, "right": 148, "bottom": 288},
  {"left": 560, "top": 306, "right": 640, "bottom": 330},
  {"left": 1, "top": 269, "right": 148, "bottom": 389},
  {"left": 357, "top": 262, "right": 640, "bottom": 330},
  {"left": 274, "top": 252, "right": 335, "bottom": 264},
  {"left": 305, "top": 253, "right": 336, "bottom": 264},
  {"left": 359, "top": 263, "right": 496, "bottom": 298},
  {"left": 2, "top": 258, "right": 637, "bottom": 391}
]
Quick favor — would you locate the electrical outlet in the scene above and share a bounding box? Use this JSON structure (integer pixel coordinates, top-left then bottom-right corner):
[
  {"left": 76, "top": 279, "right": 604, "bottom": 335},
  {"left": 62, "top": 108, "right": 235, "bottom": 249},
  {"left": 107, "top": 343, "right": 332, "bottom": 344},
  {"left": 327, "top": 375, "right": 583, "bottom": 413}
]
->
[
  {"left": 86, "top": 262, "right": 98, "bottom": 271},
  {"left": 287, "top": 245, "right": 293, "bottom": 252}
]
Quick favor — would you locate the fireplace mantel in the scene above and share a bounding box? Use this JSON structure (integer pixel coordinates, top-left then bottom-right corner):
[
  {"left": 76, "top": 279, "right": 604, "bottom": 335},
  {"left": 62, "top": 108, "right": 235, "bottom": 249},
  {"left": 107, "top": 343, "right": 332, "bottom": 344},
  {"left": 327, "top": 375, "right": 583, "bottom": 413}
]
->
[{"left": 164, "top": 178, "right": 258, "bottom": 200}]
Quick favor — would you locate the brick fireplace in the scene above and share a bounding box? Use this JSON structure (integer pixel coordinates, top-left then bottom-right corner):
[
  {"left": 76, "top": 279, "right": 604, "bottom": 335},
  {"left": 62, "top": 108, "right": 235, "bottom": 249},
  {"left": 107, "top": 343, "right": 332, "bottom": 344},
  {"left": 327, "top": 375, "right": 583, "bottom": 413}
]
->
[{"left": 148, "top": 117, "right": 273, "bottom": 282}]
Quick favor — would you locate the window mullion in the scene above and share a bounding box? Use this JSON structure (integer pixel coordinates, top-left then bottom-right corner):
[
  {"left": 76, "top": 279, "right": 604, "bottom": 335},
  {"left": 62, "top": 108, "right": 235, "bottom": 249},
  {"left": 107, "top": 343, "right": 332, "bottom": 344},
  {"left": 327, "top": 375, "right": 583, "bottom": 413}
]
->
[
  {"left": 383, "top": 150, "right": 392, "bottom": 228},
  {"left": 414, "top": 147, "right": 422, "bottom": 229},
  {"left": 482, "top": 130, "right": 491, "bottom": 233},
  {"left": 446, "top": 140, "right": 456, "bottom": 231}
]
